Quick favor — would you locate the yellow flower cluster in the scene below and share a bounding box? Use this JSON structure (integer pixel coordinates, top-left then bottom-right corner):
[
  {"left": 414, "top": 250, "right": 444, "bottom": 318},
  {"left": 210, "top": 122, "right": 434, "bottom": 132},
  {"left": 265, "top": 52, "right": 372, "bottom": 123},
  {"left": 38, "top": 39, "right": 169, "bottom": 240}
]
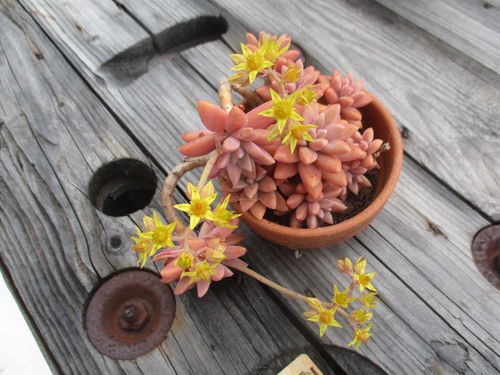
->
[
  {"left": 229, "top": 34, "right": 290, "bottom": 84},
  {"left": 303, "top": 256, "right": 378, "bottom": 348},
  {"left": 174, "top": 182, "right": 241, "bottom": 230}
]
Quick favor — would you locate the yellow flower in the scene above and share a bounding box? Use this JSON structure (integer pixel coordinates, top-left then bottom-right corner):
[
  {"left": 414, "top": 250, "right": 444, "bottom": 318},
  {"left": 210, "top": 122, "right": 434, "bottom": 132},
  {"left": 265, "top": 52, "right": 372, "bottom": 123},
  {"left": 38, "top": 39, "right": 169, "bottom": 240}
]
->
[
  {"left": 212, "top": 195, "right": 241, "bottom": 228},
  {"left": 295, "top": 86, "right": 318, "bottom": 105},
  {"left": 283, "top": 64, "right": 302, "bottom": 83},
  {"left": 182, "top": 261, "right": 217, "bottom": 283},
  {"left": 351, "top": 308, "right": 373, "bottom": 325},
  {"left": 173, "top": 185, "right": 217, "bottom": 229},
  {"left": 175, "top": 251, "right": 194, "bottom": 270},
  {"left": 228, "top": 71, "right": 248, "bottom": 85},
  {"left": 131, "top": 233, "right": 154, "bottom": 268},
  {"left": 282, "top": 122, "right": 317, "bottom": 153},
  {"left": 205, "top": 238, "right": 227, "bottom": 263},
  {"left": 187, "top": 181, "right": 214, "bottom": 199},
  {"left": 303, "top": 297, "right": 322, "bottom": 317},
  {"left": 149, "top": 212, "right": 176, "bottom": 250},
  {"left": 304, "top": 298, "right": 342, "bottom": 337},
  {"left": 332, "top": 284, "right": 356, "bottom": 309},
  {"left": 230, "top": 43, "right": 274, "bottom": 84},
  {"left": 131, "top": 212, "right": 176, "bottom": 267},
  {"left": 358, "top": 292, "right": 378, "bottom": 309},
  {"left": 259, "top": 89, "right": 304, "bottom": 132},
  {"left": 337, "top": 257, "right": 353, "bottom": 274},
  {"left": 259, "top": 34, "right": 290, "bottom": 62},
  {"left": 348, "top": 324, "right": 374, "bottom": 350},
  {"left": 353, "top": 257, "right": 377, "bottom": 292}
]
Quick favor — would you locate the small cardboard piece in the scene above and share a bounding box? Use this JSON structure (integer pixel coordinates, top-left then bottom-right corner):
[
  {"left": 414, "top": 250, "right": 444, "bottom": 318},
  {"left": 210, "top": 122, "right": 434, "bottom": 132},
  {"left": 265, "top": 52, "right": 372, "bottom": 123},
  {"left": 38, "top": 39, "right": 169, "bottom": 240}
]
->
[{"left": 277, "top": 354, "right": 324, "bottom": 375}]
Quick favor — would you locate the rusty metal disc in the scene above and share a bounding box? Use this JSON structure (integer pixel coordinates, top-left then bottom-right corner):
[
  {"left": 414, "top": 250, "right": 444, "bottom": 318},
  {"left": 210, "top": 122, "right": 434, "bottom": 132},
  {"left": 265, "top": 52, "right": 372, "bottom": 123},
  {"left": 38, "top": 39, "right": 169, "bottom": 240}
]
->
[
  {"left": 85, "top": 269, "right": 176, "bottom": 359},
  {"left": 471, "top": 224, "right": 500, "bottom": 289}
]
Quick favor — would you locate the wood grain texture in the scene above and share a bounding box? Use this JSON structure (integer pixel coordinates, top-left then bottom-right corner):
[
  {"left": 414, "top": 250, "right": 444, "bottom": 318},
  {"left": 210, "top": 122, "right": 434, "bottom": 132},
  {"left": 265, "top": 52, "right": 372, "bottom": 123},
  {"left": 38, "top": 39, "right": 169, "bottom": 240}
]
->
[
  {"left": 18, "top": 0, "right": 223, "bottom": 182},
  {"left": 374, "top": 0, "right": 500, "bottom": 74},
  {"left": 209, "top": 0, "right": 500, "bottom": 220},
  {"left": 114, "top": 0, "right": 223, "bottom": 35},
  {"left": 0, "top": 3, "right": 337, "bottom": 374},
  {"left": 11, "top": 0, "right": 500, "bottom": 374}
]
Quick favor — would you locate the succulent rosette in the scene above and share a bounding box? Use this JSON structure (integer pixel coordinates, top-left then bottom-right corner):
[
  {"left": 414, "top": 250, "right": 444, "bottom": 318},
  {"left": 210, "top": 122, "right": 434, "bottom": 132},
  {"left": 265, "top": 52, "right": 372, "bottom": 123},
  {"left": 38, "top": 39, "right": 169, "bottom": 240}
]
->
[
  {"left": 178, "top": 32, "right": 383, "bottom": 228},
  {"left": 153, "top": 220, "right": 246, "bottom": 297}
]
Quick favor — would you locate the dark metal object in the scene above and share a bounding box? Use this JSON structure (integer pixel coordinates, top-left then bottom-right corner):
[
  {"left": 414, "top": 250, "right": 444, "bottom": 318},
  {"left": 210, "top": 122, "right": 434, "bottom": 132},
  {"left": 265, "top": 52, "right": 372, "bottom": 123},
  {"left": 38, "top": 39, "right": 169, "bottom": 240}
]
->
[
  {"left": 85, "top": 270, "right": 176, "bottom": 359},
  {"left": 471, "top": 224, "right": 500, "bottom": 289}
]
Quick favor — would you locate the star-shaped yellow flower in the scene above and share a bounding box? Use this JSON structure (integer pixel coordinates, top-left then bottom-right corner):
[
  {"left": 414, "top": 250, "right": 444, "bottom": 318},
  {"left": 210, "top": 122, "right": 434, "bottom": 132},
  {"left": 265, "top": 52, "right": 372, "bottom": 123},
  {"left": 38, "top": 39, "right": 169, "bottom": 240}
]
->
[
  {"left": 337, "top": 257, "right": 353, "bottom": 275},
  {"left": 295, "top": 86, "right": 318, "bottom": 105},
  {"left": 351, "top": 308, "right": 373, "bottom": 325},
  {"left": 182, "top": 261, "right": 217, "bottom": 284},
  {"left": 173, "top": 185, "right": 217, "bottom": 229},
  {"left": 353, "top": 257, "right": 377, "bottom": 292},
  {"left": 131, "top": 212, "right": 176, "bottom": 267},
  {"left": 175, "top": 251, "right": 195, "bottom": 270},
  {"left": 358, "top": 292, "right": 378, "bottom": 309},
  {"left": 230, "top": 43, "right": 274, "bottom": 84},
  {"left": 304, "top": 298, "right": 342, "bottom": 337},
  {"left": 212, "top": 195, "right": 241, "bottom": 228},
  {"left": 348, "top": 324, "right": 374, "bottom": 350},
  {"left": 282, "top": 122, "right": 317, "bottom": 153},
  {"left": 131, "top": 233, "right": 154, "bottom": 268},
  {"left": 283, "top": 64, "right": 302, "bottom": 83},
  {"left": 259, "top": 34, "right": 290, "bottom": 62},
  {"left": 258, "top": 89, "right": 304, "bottom": 133},
  {"left": 332, "top": 284, "right": 357, "bottom": 309}
]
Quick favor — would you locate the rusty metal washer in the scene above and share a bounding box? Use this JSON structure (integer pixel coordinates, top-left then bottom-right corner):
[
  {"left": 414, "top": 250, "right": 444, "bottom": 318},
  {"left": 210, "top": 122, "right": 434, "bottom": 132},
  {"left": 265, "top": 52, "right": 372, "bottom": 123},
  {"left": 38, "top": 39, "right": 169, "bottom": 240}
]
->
[
  {"left": 85, "top": 269, "right": 176, "bottom": 359},
  {"left": 471, "top": 223, "right": 500, "bottom": 289}
]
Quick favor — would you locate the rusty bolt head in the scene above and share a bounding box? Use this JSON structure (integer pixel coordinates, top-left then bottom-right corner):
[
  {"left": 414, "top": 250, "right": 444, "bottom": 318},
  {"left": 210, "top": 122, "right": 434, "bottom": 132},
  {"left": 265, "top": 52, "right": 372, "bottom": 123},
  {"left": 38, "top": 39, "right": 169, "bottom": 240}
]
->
[
  {"left": 119, "top": 300, "right": 150, "bottom": 331},
  {"left": 471, "top": 223, "right": 500, "bottom": 289},
  {"left": 85, "top": 269, "right": 176, "bottom": 359}
]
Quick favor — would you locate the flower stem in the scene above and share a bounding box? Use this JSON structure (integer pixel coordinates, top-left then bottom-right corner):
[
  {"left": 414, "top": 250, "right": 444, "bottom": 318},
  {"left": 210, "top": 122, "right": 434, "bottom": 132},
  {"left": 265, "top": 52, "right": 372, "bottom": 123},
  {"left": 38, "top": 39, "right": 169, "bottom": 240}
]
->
[
  {"left": 226, "top": 260, "right": 361, "bottom": 330},
  {"left": 219, "top": 79, "right": 233, "bottom": 113},
  {"left": 197, "top": 151, "right": 219, "bottom": 191},
  {"left": 227, "top": 261, "right": 310, "bottom": 303},
  {"left": 337, "top": 307, "right": 358, "bottom": 330},
  {"left": 231, "top": 85, "right": 264, "bottom": 109},
  {"left": 265, "top": 68, "right": 286, "bottom": 97},
  {"left": 161, "top": 155, "right": 209, "bottom": 234}
]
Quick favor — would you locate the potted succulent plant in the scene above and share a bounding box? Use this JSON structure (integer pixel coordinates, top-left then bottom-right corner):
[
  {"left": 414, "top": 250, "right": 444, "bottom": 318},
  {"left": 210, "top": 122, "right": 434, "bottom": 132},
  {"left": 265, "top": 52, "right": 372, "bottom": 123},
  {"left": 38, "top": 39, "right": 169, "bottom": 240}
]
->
[{"left": 129, "top": 32, "right": 402, "bottom": 347}]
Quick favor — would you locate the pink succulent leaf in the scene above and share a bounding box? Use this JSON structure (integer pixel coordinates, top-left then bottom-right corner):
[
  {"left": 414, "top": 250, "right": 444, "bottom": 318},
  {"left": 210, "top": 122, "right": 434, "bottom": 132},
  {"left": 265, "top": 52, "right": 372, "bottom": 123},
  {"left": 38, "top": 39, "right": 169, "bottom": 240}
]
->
[
  {"left": 198, "top": 100, "right": 227, "bottom": 132},
  {"left": 178, "top": 133, "right": 216, "bottom": 156}
]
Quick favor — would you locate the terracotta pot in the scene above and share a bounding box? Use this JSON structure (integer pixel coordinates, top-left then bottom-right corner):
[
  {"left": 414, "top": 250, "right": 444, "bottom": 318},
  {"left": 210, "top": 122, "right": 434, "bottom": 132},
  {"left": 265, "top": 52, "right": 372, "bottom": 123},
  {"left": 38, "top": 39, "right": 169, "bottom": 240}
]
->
[{"left": 236, "top": 93, "right": 403, "bottom": 249}]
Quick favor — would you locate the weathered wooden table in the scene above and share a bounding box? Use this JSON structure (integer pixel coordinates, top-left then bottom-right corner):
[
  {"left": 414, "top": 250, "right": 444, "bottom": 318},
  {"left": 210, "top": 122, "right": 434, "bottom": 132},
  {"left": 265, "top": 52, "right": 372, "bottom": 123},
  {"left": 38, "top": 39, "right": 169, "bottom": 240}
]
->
[{"left": 1, "top": 0, "right": 499, "bottom": 374}]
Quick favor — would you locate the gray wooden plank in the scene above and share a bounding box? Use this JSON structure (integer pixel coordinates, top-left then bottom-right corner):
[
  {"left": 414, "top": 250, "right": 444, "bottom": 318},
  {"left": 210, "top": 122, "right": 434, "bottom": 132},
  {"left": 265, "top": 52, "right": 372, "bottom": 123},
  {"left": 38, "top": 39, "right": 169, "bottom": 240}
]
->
[
  {"left": 0, "top": 3, "right": 336, "bottom": 374},
  {"left": 17, "top": 0, "right": 500, "bottom": 373},
  {"left": 374, "top": 0, "right": 500, "bottom": 74},
  {"left": 18, "top": 0, "right": 222, "bottom": 184},
  {"left": 208, "top": 0, "right": 500, "bottom": 220}
]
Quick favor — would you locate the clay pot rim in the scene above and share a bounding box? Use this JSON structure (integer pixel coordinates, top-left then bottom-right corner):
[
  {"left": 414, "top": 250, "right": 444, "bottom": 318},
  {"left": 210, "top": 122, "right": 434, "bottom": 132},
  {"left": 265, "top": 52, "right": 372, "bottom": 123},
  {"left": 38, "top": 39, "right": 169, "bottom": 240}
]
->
[{"left": 237, "top": 92, "right": 403, "bottom": 241}]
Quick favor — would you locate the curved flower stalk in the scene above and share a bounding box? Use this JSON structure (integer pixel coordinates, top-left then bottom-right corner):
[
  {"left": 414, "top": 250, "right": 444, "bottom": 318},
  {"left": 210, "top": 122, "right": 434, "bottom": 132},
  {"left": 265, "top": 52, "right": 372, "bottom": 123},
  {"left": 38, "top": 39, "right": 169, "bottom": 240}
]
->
[{"left": 128, "top": 31, "right": 385, "bottom": 350}]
